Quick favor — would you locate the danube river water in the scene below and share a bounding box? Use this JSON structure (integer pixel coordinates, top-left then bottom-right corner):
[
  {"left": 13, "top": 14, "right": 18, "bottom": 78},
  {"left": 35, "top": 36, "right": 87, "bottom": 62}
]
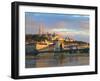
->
[{"left": 25, "top": 52, "right": 89, "bottom": 68}]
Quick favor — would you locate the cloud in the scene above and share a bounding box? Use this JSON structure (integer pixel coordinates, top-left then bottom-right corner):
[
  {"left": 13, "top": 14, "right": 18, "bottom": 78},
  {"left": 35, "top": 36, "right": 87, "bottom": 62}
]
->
[{"left": 25, "top": 12, "right": 89, "bottom": 42}]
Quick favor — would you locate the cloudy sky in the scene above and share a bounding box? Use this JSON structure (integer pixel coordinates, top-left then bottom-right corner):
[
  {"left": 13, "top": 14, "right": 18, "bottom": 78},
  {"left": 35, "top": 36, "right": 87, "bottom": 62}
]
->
[{"left": 25, "top": 12, "right": 89, "bottom": 43}]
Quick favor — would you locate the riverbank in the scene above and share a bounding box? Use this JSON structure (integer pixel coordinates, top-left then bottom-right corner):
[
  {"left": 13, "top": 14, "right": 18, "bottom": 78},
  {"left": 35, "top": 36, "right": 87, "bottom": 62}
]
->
[{"left": 26, "top": 53, "right": 89, "bottom": 59}]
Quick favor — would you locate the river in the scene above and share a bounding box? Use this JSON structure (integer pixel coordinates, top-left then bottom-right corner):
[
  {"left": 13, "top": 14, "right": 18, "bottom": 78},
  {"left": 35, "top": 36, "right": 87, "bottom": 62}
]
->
[{"left": 25, "top": 52, "right": 89, "bottom": 68}]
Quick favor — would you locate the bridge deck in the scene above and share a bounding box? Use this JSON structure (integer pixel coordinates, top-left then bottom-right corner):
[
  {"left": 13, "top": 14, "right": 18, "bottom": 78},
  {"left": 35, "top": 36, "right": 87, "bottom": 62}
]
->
[{"left": 39, "top": 48, "right": 89, "bottom": 53}]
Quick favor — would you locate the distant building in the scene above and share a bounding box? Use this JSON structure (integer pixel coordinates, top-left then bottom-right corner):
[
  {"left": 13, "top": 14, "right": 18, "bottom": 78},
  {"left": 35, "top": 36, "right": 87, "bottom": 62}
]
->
[{"left": 65, "top": 37, "right": 74, "bottom": 42}]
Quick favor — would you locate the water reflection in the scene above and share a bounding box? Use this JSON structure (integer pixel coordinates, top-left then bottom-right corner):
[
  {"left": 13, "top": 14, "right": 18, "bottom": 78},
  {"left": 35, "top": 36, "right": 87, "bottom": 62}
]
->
[{"left": 25, "top": 53, "right": 89, "bottom": 68}]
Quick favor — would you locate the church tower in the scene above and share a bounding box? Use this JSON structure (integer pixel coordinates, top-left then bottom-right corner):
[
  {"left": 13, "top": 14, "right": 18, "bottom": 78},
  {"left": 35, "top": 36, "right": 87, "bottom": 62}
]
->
[{"left": 38, "top": 23, "right": 45, "bottom": 35}]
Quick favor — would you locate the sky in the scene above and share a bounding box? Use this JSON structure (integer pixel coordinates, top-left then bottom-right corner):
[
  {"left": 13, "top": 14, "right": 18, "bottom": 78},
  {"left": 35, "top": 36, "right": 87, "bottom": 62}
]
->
[{"left": 25, "top": 12, "right": 89, "bottom": 43}]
